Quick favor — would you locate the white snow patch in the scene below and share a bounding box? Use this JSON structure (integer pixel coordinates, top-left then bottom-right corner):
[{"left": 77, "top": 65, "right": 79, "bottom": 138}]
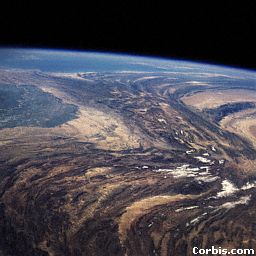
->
[
  {"left": 220, "top": 195, "right": 251, "bottom": 209},
  {"left": 190, "top": 212, "right": 209, "bottom": 225},
  {"left": 186, "top": 149, "right": 195, "bottom": 154},
  {"left": 154, "top": 165, "right": 196, "bottom": 178},
  {"left": 174, "top": 137, "right": 185, "bottom": 144},
  {"left": 241, "top": 181, "right": 256, "bottom": 190},
  {"left": 211, "top": 146, "right": 216, "bottom": 152},
  {"left": 190, "top": 217, "right": 201, "bottom": 224},
  {"left": 177, "top": 164, "right": 190, "bottom": 168},
  {"left": 148, "top": 222, "right": 154, "bottom": 228},
  {"left": 217, "top": 180, "right": 238, "bottom": 198},
  {"left": 158, "top": 118, "right": 167, "bottom": 124},
  {"left": 187, "top": 167, "right": 200, "bottom": 171},
  {"left": 154, "top": 164, "right": 218, "bottom": 182},
  {"left": 194, "top": 156, "right": 211, "bottom": 163},
  {"left": 196, "top": 176, "right": 219, "bottom": 183},
  {"left": 175, "top": 205, "right": 199, "bottom": 212}
]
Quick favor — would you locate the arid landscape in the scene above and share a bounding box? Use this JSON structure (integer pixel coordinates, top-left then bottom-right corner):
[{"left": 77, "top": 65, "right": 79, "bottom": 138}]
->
[{"left": 1, "top": 50, "right": 256, "bottom": 256}]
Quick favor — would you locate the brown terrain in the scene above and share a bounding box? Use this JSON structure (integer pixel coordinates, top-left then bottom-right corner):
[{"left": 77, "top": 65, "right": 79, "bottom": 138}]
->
[
  {"left": 182, "top": 89, "right": 256, "bottom": 150},
  {"left": 0, "top": 68, "right": 256, "bottom": 256},
  {"left": 181, "top": 89, "right": 256, "bottom": 110}
]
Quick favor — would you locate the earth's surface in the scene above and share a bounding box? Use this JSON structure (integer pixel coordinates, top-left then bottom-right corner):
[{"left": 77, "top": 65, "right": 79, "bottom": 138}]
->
[{"left": 0, "top": 48, "right": 256, "bottom": 256}]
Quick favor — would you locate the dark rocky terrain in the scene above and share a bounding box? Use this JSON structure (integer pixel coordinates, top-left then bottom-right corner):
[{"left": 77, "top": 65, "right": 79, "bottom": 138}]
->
[{"left": 0, "top": 52, "right": 256, "bottom": 256}]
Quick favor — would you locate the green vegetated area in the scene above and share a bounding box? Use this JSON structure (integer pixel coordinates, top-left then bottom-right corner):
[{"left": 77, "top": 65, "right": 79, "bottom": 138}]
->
[{"left": 0, "top": 84, "right": 78, "bottom": 129}]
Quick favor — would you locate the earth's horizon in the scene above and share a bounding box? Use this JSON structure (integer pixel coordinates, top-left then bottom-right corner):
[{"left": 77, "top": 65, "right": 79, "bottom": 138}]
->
[{"left": 0, "top": 48, "right": 256, "bottom": 256}]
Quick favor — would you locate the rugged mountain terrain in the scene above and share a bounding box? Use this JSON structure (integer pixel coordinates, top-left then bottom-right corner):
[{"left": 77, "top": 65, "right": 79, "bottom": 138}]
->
[{"left": 0, "top": 65, "right": 256, "bottom": 255}]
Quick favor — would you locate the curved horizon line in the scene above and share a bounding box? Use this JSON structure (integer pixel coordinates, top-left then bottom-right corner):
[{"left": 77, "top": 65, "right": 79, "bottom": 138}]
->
[{"left": 0, "top": 45, "right": 255, "bottom": 73}]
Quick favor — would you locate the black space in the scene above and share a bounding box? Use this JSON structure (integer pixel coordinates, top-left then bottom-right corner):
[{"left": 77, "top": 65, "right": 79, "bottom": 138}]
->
[{"left": 1, "top": 1, "right": 256, "bottom": 70}]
